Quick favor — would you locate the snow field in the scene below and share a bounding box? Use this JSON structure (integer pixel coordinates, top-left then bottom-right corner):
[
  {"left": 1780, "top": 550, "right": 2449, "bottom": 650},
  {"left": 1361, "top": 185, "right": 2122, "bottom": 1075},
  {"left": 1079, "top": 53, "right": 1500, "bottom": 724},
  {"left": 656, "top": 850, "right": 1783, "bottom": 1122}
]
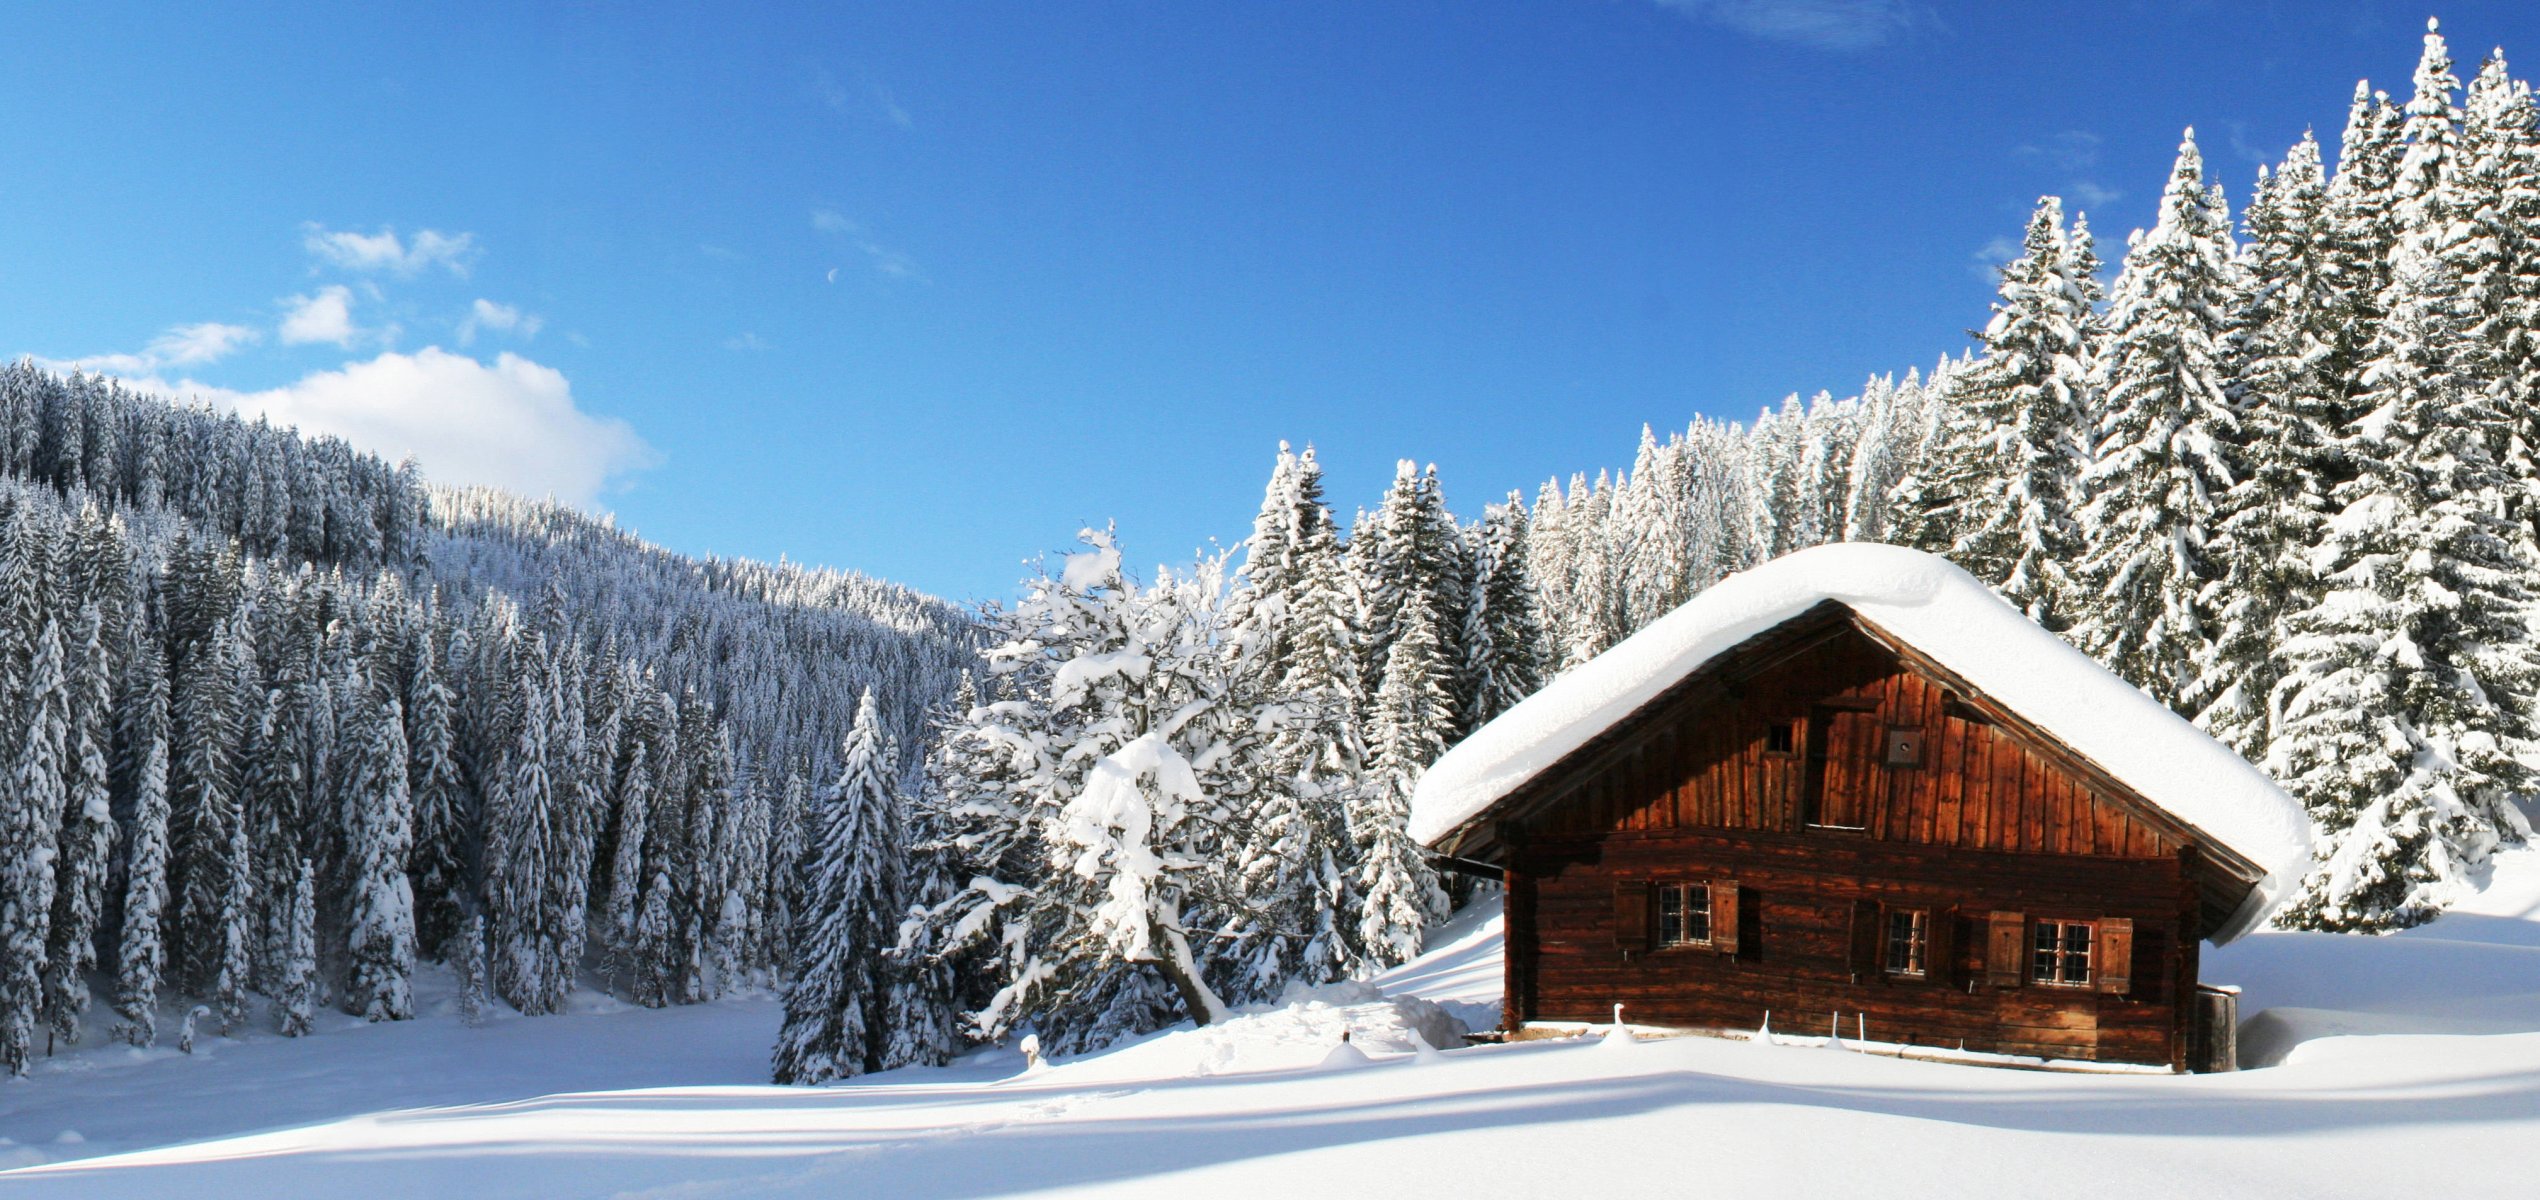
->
[{"left": 5, "top": 848, "right": 2540, "bottom": 1198}]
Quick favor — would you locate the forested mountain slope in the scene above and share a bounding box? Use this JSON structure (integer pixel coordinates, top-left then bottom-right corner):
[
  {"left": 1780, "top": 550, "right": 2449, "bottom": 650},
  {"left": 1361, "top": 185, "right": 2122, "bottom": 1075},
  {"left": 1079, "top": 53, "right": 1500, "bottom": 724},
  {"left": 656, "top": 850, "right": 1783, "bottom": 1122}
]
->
[{"left": 0, "top": 362, "right": 976, "bottom": 1077}]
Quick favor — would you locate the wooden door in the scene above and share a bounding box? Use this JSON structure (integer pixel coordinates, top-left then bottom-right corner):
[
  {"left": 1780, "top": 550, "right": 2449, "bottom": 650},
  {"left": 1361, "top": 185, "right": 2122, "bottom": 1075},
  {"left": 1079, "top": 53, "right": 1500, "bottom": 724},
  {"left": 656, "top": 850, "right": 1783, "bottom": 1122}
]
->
[{"left": 1805, "top": 706, "right": 1881, "bottom": 830}]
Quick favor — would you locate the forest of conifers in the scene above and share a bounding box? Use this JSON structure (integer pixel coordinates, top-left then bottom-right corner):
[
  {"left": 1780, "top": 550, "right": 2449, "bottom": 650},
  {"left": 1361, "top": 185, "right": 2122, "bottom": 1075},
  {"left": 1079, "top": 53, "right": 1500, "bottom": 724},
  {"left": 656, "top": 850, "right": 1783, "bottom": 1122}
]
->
[{"left": 3, "top": 18, "right": 2534, "bottom": 1086}]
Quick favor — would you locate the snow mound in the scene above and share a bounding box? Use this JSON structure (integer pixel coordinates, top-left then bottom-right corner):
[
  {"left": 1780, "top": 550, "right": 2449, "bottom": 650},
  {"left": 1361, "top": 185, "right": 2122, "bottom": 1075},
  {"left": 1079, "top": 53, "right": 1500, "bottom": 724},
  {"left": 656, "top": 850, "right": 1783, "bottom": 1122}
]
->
[
  {"left": 1051, "top": 980, "right": 1468, "bottom": 1083},
  {"left": 1412, "top": 543, "right": 2313, "bottom": 941}
]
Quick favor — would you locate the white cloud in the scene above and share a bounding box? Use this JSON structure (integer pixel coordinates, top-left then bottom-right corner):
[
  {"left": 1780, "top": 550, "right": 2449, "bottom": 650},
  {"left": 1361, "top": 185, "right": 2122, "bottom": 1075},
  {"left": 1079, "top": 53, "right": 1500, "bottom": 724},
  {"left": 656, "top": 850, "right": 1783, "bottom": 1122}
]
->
[
  {"left": 1652, "top": 0, "right": 1937, "bottom": 51},
  {"left": 1969, "top": 235, "right": 2020, "bottom": 282},
  {"left": 2066, "top": 180, "right": 2121, "bottom": 211},
  {"left": 279, "top": 286, "right": 365, "bottom": 347},
  {"left": 811, "top": 209, "right": 927, "bottom": 282},
  {"left": 724, "top": 332, "right": 773, "bottom": 352},
  {"left": 303, "top": 224, "right": 480, "bottom": 276},
  {"left": 457, "top": 298, "right": 542, "bottom": 346},
  {"left": 41, "top": 321, "right": 262, "bottom": 375},
  {"left": 117, "top": 349, "right": 654, "bottom": 505}
]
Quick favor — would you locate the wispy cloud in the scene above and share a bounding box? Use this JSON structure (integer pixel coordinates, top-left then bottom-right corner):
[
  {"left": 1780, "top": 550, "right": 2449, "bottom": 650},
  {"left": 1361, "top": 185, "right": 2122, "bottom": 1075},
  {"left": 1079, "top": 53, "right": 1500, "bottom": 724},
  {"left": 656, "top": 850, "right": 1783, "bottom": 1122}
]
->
[
  {"left": 811, "top": 208, "right": 927, "bottom": 282},
  {"left": 303, "top": 223, "right": 480, "bottom": 277},
  {"left": 2016, "top": 130, "right": 2102, "bottom": 173},
  {"left": 724, "top": 332, "right": 773, "bottom": 352},
  {"left": 2014, "top": 132, "right": 2119, "bottom": 215},
  {"left": 1968, "top": 235, "right": 2020, "bottom": 282},
  {"left": 457, "top": 298, "right": 542, "bottom": 346},
  {"left": 1651, "top": 0, "right": 1938, "bottom": 52},
  {"left": 813, "top": 67, "right": 914, "bottom": 129},
  {"left": 42, "top": 321, "right": 262, "bottom": 375}
]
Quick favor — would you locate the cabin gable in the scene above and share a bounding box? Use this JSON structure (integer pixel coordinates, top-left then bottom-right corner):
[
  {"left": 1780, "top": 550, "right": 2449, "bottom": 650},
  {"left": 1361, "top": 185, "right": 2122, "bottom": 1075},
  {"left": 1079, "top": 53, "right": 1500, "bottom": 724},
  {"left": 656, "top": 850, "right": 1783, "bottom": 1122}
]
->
[{"left": 1516, "top": 610, "right": 2183, "bottom": 863}]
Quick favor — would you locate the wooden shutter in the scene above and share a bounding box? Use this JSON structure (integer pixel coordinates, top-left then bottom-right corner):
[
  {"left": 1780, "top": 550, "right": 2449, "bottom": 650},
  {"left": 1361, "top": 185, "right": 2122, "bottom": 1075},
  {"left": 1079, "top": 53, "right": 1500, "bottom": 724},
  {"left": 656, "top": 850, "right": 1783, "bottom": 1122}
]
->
[
  {"left": 1613, "top": 881, "right": 1653, "bottom": 951},
  {"left": 2096, "top": 917, "right": 2134, "bottom": 996},
  {"left": 1926, "top": 907, "right": 1958, "bottom": 986},
  {"left": 1985, "top": 910, "right": 2026, "bottom": 988},
  {"left": 1848, "top": 900, "right": 1882, "bottom": 978},
  {"left": 1710, "top": 879, "right": 1740, "bottom": 957}
]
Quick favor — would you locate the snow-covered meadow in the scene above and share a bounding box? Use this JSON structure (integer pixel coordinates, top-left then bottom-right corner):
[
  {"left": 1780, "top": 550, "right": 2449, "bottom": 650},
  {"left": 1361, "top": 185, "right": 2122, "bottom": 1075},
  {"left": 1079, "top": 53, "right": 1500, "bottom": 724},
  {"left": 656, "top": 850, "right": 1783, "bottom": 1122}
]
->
[{"left": 7, "top": 852, "right": 2538, "bottom": 1198}]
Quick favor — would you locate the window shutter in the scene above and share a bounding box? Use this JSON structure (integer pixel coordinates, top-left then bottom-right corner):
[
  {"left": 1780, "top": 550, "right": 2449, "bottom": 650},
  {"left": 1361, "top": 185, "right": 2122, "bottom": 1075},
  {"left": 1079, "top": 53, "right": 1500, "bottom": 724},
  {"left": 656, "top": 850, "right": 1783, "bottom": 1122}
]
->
[
  {"left": 1613, "top": 881, "right": 1652, "bottom": 951},
  {"left": 1926, "top": 907, "right": 1958, "bottom": 985},
  {"left": 1710, "top": 880, "right": 1740, "bottom": 956},
  {"left": 2097, "top": 917, "right": 2134, "bottom": 995},
  {"left": 1849, "top": 900, "right": 1882, "bottom": 978},
  {"left": 1985, "top": 910, "right": 2026, "bottom": 988}
]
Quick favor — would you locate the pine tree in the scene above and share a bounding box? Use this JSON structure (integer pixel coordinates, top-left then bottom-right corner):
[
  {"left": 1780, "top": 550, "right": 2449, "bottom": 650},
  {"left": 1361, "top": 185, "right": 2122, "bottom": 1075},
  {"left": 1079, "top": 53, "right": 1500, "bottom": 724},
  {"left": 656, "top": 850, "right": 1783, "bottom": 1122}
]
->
[
  {"left": 772, "top": 691, "right": 906, "bottom": 1084},
  {"left": 276, "top": 857, "right": 317, "bottom": 1037},
  {"left": 41, "top": 602, "right": 117, "bottom": 1050},
  {"left": 2072, "top": 130, "right": 2242, "bottom": 709},
  {"left": 2194, "top": 136, "right": 2339, "bottom": 760},
  {"left": 112, "top": 648, "right": 172, "bottom": 1048},
  {"left": 405, "top": 628, "right": 468, "bottom": 957},
  {"left": 1355, "top": 598, "right": 1452, "bottom": 968},
  {"left": 1470, "top": 494, "right": 1550, "bottom": 723},
  {"left": 0, "top": 617, "right": 68, "bottom": 1074},
  {"left": 1945, "top": 196, "right": 2097, "bottom": 626},
  {"left": 341, "top": 679, "right": 417, "bottom": 1021}
]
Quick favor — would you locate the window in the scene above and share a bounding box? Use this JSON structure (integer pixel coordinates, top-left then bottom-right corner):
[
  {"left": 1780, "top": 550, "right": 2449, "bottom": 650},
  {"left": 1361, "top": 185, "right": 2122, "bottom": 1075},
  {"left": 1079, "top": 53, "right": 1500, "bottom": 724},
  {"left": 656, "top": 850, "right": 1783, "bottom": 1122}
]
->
[
  {"left": 1884, "top": 908, "right": 1929, "bottom": 976},
  {"left": 1764, "top": 721, "right": 1798, "bottom": 755},
  {"left": 2032, "top": 919, "right": 2094, "bottom": 987},
  {"left": 1657, "top": 882, "right": 1712, "bottom": 947}
]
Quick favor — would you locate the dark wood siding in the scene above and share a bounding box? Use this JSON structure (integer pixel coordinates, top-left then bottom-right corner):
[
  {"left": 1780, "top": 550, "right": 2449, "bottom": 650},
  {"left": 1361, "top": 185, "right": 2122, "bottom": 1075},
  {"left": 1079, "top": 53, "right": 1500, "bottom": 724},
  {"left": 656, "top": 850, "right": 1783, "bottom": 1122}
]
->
[{"left": 1498, "top": 619, "right": 2210, "bottom": 1069}]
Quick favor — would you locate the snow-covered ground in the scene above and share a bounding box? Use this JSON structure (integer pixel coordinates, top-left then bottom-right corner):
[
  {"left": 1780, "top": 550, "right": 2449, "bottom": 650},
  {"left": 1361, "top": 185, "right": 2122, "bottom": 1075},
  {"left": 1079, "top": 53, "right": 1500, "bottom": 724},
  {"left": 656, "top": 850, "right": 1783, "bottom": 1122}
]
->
[{"left": 8, "top": 854, "right": 2540, "bottom": 1198}]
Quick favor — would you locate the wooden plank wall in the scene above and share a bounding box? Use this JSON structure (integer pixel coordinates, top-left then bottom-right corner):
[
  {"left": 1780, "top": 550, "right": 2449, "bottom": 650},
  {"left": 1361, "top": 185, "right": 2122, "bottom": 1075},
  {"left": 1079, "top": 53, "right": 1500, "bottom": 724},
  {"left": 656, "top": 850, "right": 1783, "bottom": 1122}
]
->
[
  {"left": 1531, "top": 627, "right": 2181, "bottom": 862},
  {"left": 1519, "top": 830, "right": 2192, "bottom": 1065}
]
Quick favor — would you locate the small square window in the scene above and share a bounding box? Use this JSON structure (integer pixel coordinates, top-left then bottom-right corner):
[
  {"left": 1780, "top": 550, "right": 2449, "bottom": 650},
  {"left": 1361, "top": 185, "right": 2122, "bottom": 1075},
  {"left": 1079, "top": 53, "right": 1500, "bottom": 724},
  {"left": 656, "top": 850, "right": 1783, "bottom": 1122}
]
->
[
  {"left": 1657, "top": 883, "right": 1712, "bottom": 947},
  {"left": 2032, "top": 919, "right": 2094, "bottom": 986},
  {"left": 1884, "top": 909, "right": 1928, "bottom": 976},
  {"left": 1764, "top": 721, "right": 1798, "bottom": 755}
]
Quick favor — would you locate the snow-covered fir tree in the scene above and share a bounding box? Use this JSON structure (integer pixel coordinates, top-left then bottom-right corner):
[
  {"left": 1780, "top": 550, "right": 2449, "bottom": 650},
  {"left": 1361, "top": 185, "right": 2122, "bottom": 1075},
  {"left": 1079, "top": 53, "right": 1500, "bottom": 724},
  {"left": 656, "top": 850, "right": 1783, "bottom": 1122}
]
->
[
  {"left": 2071, "top": 130, "right": 2243, "bottom": 709},
  {"left": 772, "top": 691, "right": 906, "bottom": 1084}
]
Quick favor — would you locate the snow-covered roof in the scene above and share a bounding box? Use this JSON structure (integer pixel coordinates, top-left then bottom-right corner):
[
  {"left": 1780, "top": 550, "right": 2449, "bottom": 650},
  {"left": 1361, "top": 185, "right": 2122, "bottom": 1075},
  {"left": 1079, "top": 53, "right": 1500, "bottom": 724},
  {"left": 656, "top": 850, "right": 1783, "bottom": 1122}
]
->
[{"left": 1412, "top": 543, "right": 2314, "bottom": 942}]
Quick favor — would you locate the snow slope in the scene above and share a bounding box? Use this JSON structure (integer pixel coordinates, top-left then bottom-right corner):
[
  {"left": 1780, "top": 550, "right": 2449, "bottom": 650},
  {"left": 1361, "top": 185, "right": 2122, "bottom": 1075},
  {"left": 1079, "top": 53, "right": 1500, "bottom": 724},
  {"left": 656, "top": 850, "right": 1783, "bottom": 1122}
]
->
[
  {"left": 1411, "top": 543, "right": 2313, "bottom": 940},
  {"left": 8, "top": 850, "right": 2540, "bottom": 1199}
]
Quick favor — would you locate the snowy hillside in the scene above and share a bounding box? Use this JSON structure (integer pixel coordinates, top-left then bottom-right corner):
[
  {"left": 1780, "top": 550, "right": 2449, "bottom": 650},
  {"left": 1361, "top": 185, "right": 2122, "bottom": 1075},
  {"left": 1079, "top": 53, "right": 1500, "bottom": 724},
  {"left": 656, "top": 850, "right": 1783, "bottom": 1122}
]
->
[{"left": 9, "top": 849, "right": 2540, "bottom": 1198}]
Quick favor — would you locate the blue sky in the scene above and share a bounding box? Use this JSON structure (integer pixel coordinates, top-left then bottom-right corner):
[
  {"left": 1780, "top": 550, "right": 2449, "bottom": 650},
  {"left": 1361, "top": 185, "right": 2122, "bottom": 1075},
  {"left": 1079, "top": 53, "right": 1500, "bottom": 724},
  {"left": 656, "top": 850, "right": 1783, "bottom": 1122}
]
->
[{"left": 2, "top": 1, "right": 2528, "bottom": 602}]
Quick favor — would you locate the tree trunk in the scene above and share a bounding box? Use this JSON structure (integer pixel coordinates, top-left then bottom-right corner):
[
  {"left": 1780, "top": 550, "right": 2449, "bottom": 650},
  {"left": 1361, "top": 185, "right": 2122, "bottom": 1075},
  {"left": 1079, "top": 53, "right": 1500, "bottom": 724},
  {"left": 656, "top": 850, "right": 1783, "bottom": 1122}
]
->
[{"left": 1147, "top": 920, "right": 1228, "bottom": 1027}]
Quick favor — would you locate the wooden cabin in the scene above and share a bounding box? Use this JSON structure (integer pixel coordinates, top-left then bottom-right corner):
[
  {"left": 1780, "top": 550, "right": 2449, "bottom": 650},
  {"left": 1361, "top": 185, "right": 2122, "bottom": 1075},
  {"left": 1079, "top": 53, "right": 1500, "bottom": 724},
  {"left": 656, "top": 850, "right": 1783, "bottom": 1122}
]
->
[{"left": 1412, "top": 545, "right": 2312, "bottom": 1072}]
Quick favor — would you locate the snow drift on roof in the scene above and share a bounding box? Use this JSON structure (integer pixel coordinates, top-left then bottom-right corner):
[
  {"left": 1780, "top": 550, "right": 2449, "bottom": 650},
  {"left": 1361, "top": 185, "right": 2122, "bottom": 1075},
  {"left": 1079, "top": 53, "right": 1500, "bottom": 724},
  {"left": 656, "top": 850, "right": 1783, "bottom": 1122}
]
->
[{"left": 1411, "top": 542, "right": 2314, "bottom": 942}]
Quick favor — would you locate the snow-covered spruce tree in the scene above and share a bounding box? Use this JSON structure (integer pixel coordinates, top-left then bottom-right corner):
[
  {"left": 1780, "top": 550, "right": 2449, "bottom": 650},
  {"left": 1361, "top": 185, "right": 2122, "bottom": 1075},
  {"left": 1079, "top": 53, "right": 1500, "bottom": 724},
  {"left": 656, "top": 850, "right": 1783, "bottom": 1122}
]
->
[
  {"left": 2455, "top": 49, "right": 2540, "bottom": 513},
  {"left": 41, "top": 601, "right": 117, "bottom": 1049},
  {"left": 1613, "top": 427, "right": 1694, "bottom": 631},
  {"left": 341, "top": 677, "right": 417, "bottom": 1021},
  {"left": 772, "top": 690, "right": 905, "bottom": 1084},
  {"left": 1355, "top": 461, "right": 1473, "bottom": 731},
  {"left": 2192, "top": 135, "right": 2340, "bottom": 761},
  {"left": 1469, "top": 493, "right": 1550, "bottom": 726},
  {"left": 2071, "top": 130, "right": 2242, "bottom": 710},
  {"left": 173, "top": 605, "right": 254, "bottom": 1030},
  {"left": 0, "top": 617, "right": 68, "bottom": 1074},
  {"left": 880, "top": 767, "right": 966, "bottom": 1070},
  {"left": 485, "top": 631, "right": 578, "bottom": 1015},
  {"left": 1355, "top": 593, "right": 1453, "bottom": 969},
  {"left": 1943, "top": 196, "right": 2097, "bottom": 627},
  {"left": 404, "top": 623, "right": 469, "bottom": 958},
  {"left": 1216, "top": 445, "right": 1363, "bottom": 992},
  {"left": 2271, "top": 190, "right": 2539, "bottom": 930},
  {"left": 112, "top": 645, "right": 172, "bottom": 1047},
  {"left": 276, "top": 858, "right": 317, "bottom": 1037},
  {"left": 2323, "top": 81, "right": 2405, "bottom": 407}
]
